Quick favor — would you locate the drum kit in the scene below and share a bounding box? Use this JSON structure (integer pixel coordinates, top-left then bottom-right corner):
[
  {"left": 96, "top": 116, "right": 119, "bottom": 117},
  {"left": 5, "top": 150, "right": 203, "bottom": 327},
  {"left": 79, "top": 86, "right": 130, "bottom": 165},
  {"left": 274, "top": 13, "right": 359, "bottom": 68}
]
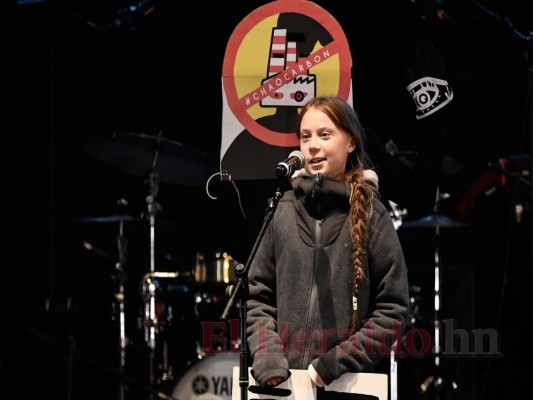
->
[{"left": 76, "top": 131, "right": 240, "bottom": 400}]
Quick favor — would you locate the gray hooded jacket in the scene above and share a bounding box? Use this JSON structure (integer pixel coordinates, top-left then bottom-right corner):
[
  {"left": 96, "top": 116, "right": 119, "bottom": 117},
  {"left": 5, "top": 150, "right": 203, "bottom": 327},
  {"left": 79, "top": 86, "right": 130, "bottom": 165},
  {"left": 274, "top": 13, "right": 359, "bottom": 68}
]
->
[{"left": 246, "top": 173, "right": 409, "bottom": 386}]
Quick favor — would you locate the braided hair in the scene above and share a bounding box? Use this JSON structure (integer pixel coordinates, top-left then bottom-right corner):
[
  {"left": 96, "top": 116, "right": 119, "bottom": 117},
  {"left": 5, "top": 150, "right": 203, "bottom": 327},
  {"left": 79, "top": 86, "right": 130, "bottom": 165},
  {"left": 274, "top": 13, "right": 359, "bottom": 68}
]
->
[{"left": 296, "top": 96, "right": 375, "bottom": 331}]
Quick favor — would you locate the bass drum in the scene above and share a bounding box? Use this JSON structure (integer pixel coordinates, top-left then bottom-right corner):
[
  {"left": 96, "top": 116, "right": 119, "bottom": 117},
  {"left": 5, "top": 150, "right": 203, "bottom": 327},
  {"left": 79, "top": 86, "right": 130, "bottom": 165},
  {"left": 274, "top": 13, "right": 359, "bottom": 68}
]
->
[{"left": 172, "top": 352, "right": 239, "bottom": 400}]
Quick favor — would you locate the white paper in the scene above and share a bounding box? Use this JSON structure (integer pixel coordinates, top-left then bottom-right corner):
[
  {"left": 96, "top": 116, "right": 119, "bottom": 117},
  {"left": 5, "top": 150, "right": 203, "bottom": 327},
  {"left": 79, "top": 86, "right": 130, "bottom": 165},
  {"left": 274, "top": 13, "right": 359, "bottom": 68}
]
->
[
  {"left": 232, "top": 367, "right": 315, "bottom": 400},
  {"left": 232, "top": 368, "right": 387, "bottom": 400},
  {"left": 325, "top": 372, "right": 387, "bottom": 400}
]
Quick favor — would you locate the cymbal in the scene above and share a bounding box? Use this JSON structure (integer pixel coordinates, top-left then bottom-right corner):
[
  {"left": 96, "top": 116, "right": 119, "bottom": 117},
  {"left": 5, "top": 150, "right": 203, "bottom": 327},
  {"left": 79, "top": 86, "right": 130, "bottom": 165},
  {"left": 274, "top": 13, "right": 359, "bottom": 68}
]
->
[
  {"left": 70, "top": 214, "right": 175, "bottom": 227},
  {"left": 401, "top": 214, "right": 469, "bottom": 229},
  {"left": 82, "top": 131, "right": 217, "bottom": 186},
  {"left": 72, "top": 214, "right": 143, "bottom": 223}
]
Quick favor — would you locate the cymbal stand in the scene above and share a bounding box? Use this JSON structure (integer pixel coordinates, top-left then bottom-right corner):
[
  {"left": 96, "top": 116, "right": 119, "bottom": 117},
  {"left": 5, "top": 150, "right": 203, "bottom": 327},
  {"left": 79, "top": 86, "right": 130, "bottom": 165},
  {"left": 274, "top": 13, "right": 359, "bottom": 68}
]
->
[
  {"left": 147, "top": 168, "right": 159, "bottom": 274},
  {"left": 115, "top": 218, "right": 128, "bottom": 400},
  {"left": 420, "top": 188, "right": 457, "bottom": 399},
  {"left": 144, "top": 132, "right": 162, "bottom": 392}
]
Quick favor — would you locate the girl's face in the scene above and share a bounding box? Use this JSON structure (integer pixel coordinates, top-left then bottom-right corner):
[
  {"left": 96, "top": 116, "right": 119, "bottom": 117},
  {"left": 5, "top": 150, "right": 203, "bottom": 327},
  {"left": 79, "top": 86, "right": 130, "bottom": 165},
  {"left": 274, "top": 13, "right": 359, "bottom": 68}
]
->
[{"left": 299, "top": 107, "right": 356, "bottom": 180}]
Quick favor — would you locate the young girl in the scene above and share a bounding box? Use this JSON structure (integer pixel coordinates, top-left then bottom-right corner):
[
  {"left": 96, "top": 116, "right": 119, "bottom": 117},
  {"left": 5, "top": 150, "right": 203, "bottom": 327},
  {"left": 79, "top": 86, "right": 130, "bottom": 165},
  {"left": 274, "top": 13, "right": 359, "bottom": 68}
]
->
[{"left": 246, "top": 96, "right": 410, "bottom": 388}]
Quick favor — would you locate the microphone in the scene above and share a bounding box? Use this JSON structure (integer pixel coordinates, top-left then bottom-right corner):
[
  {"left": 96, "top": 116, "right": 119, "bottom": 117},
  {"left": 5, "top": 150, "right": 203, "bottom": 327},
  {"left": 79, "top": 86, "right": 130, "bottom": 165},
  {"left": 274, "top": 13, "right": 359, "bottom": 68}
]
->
[{"left": 275, "top": 150, "right": 305, "bottom": 178}]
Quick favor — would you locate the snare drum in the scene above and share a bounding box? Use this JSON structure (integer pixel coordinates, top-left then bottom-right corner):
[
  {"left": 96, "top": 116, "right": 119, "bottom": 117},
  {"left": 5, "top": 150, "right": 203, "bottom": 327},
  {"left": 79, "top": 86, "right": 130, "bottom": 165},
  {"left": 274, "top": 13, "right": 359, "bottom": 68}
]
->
[{"left": 172, "top": 352, "right": 239, "bottom": 400}]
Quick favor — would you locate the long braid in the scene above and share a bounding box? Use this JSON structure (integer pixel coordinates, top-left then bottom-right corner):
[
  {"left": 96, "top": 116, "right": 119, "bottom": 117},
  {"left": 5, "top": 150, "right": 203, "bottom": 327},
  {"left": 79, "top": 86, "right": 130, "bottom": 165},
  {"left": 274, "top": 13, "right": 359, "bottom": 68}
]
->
[
  {"left": 294, "top": 95, "right": 375, "bottom": 332},
  {"left": 347, "top": 170, "right": 374, "bottom": 332}
]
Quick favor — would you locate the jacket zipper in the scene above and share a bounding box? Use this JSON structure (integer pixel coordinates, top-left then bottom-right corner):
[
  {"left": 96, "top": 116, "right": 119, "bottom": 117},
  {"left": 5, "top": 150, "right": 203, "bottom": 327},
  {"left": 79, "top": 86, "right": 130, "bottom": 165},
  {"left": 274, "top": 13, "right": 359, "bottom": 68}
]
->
[
  {"left": 300, "top": 173, "right": 323, "bottom": 368},
  {"left": 300, "top": 218, "right": 322, "bottom": 369}
]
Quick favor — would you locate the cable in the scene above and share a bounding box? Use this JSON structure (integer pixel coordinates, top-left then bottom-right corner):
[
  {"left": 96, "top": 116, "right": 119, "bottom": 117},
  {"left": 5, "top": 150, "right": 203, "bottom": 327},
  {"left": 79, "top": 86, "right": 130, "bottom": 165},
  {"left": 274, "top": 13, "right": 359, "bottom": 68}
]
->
[
  {"left": 205, "top": 172, "right": 221, "bottom": 200},
  {"left": 205, "top": 171, "right": 246, "bottom": 219}
]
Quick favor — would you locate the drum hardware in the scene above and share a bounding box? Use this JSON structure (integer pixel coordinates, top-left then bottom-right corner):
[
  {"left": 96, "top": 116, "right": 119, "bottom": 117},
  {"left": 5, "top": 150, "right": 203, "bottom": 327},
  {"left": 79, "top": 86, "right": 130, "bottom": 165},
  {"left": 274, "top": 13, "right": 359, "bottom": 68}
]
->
[
  {"left": 388, "top": 200, "right": 408, "bottom": 230},
  {"left": 141, "top": 272, "right": 195, "bottom": 348},
  {"left": 71, "top": 188, "right": 184, "bottom": 397},
  {"left": 408, "top": 284, "right": 423, "bottom": 327},
  {"left": 401, "top": 188, "right": 466, "bottom": 399},
  {"left": 141, "top": 271, "right": 200, "bottom": 393},
  {"left": 72, "top": 199, "right": 135, "bottom": 400},
  {"left": 115, "top": 217, "right": 128, "bottom": 400},
  {"left": 80, "top": 131, "right": 219, "bottom": 398},
  {"left": 137, "top": 132, "right": 179, "bottom": 392}
]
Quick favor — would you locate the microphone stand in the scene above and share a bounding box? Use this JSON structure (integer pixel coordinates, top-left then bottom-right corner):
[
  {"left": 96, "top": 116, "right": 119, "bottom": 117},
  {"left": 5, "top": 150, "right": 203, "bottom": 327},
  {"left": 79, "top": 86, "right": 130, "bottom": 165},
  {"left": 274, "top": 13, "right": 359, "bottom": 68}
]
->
[{"left": 220, "top": 179, "right": 286, "bottom": 400}]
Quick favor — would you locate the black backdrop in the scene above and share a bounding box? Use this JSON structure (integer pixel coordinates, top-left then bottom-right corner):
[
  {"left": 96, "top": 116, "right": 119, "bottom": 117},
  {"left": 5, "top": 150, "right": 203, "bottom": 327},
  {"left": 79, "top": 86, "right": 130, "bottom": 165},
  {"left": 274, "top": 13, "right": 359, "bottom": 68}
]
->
[{"left": 3, "top": 1, "right": 532, "bottom": 399}]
